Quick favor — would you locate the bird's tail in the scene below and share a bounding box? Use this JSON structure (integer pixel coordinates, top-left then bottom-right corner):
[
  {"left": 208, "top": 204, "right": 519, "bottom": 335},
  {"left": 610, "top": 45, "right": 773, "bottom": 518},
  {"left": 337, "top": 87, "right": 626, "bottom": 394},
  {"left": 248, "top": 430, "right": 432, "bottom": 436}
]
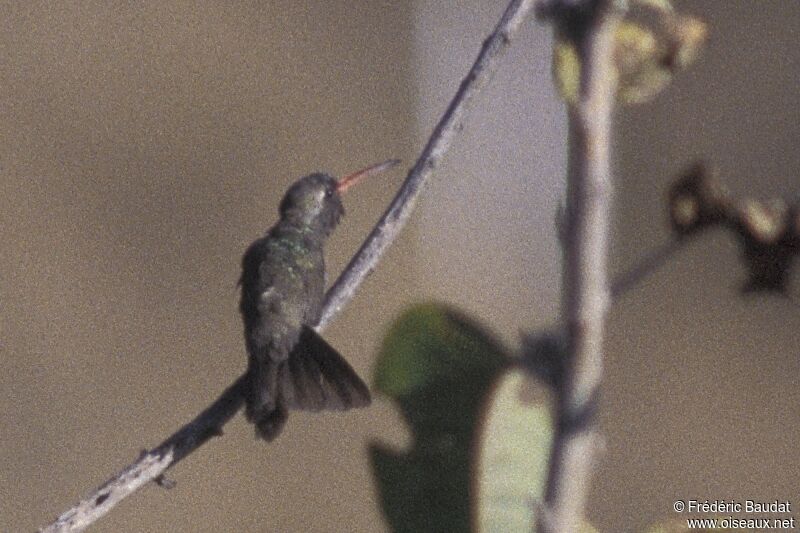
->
[
  {"left": 278, "top": 326, "right": 371, "bottom": 412},
  {"left": 248, "top": 326, "right": 371, "bottom": 441}
]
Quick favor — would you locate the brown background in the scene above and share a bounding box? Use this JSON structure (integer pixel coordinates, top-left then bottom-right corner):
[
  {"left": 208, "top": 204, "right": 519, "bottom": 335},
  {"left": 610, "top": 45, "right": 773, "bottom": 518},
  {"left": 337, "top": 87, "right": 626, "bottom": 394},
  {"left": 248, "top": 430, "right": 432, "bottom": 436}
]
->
[{"left": 2, "top": 2, "right": 798, "bottom": 532}]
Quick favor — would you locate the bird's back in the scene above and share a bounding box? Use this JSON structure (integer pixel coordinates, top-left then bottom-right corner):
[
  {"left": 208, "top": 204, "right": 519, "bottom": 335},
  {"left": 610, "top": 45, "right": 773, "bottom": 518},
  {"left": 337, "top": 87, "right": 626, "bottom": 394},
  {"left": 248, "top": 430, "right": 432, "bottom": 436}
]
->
[{"left": 240, "top": 222, "right": 325, "bottom": 362}]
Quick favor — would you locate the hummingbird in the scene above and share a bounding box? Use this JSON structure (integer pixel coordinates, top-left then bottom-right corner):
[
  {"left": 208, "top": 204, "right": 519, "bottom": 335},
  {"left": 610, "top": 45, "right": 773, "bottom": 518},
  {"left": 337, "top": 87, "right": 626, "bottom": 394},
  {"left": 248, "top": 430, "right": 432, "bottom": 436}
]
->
[{"left": 239, "top": 159, "right": 399, "bottom": 441}]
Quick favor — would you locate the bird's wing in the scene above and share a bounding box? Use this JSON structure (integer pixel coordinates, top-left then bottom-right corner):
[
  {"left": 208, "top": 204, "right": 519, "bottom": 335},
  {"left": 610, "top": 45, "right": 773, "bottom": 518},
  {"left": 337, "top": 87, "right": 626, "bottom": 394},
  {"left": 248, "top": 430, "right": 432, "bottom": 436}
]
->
[
  {"left": 244, "top": 286, "right": 296, "bottom": 359},
  {"left": 279, "top": 326, "right": 372, "bottom": 412}
]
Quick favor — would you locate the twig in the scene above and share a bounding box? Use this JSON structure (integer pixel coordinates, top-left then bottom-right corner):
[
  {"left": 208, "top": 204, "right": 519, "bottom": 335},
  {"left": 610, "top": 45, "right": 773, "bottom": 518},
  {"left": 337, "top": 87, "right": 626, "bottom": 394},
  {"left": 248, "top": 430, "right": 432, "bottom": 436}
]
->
[
  {"left": 39, "top": 1, "right": 538, "bottom": 531},
  {"left": 39, "top": 377, "right": 247, "bottom": 533},
  {"left": 610, "top": 237, "right": 690, "bottom": 299},
  {"left": 538, "top": 1, "right": 620, "bottom": 532}
]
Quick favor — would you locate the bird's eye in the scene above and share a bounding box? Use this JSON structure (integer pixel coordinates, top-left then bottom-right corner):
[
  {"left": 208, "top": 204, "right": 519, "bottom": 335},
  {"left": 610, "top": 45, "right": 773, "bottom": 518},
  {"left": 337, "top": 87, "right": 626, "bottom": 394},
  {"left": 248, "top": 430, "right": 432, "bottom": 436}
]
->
[{"left": 324, "top": 187, "right": 333, "bottom": 198}]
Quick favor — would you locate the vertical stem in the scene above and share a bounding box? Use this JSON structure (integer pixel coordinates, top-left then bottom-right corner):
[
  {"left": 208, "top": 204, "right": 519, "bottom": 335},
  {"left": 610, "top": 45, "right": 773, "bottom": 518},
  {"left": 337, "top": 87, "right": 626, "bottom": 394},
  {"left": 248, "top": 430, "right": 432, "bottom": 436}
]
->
[{"left": 539, "top": 1, "right": 619, "bottom": 532}]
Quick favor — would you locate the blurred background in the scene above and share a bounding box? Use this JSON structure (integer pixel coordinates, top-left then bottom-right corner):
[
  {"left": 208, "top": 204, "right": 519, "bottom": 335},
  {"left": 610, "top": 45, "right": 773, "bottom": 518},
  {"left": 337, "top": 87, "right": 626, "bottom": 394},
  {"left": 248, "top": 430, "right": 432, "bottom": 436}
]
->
[{"left": 1, "top": 1, "right": 798, "bottom": 531}]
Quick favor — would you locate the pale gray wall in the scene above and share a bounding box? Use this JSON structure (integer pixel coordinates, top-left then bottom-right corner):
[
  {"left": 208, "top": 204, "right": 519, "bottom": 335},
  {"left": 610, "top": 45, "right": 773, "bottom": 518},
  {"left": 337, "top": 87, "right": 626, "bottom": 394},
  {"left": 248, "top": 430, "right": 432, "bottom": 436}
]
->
[{"left": 412, "top": 2, "right": 565, "bottom": 341}]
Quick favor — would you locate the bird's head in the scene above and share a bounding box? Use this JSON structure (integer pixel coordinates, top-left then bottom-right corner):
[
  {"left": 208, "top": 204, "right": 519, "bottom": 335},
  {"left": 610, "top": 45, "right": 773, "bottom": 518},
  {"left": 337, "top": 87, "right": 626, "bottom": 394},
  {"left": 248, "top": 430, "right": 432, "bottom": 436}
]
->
[
  {"left": 278, "top": 159, "right": 399, "bottom": 237},
  {"left": 279, "top": 173, "right": 343, "bottom": 237}
]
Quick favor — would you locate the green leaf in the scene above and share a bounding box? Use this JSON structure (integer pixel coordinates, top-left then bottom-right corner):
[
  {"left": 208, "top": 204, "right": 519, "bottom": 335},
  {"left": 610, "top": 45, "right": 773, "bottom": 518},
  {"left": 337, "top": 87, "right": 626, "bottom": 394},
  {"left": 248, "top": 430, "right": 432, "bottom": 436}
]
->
[
  {"left": 667, "top": 14, "right": 708, "bottom": 69},
  {"left": 551, "top": 11, "right": 706, "bottom": 106},
  {"left": 474, "top": 369, "right": 554, "bottom": 533},
  {"left": 615, "top": 21, "right": 673, "bottom": 104},
  {"left": 553, "top": 39, "right": 581, "bottom": 105},
  {"left": 371, "top": 303, "right": 510, "bottom": 533}
]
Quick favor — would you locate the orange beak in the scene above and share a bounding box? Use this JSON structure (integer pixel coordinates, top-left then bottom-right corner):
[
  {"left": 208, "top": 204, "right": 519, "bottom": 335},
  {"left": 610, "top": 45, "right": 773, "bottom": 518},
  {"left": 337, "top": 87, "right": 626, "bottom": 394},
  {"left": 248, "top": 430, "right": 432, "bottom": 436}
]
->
[{"left": 336, "top": 159, "right": 400, "bottom": 194}]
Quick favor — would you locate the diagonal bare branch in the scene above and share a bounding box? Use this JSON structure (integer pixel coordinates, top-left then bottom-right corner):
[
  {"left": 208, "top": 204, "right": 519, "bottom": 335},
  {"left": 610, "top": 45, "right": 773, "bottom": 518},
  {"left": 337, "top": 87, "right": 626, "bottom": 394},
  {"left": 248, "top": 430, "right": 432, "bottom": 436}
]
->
[{"left": 39, "top": 1, "right": 538, "bottom": 531}]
